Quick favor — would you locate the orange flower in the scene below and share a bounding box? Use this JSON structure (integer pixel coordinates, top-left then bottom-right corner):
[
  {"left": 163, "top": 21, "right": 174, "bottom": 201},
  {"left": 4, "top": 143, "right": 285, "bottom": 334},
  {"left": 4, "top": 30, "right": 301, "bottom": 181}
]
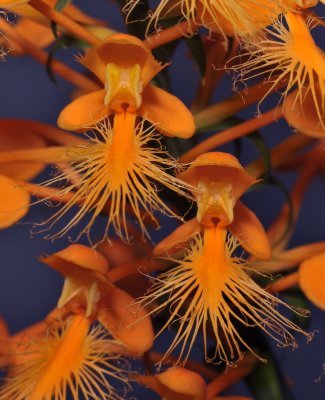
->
[
  {"left": 233, "top": 11, "right": 325, "bottom": 134},
  {"left": 155, "top": 152, "right": 270, "bottom": 259},
  {"left": 22, "top": 33, "right": 196, "bottom": 241},
  {"left": 40, "top": 243, "right": 154, "bottom": 355},
  {"left": 58, "top": 33, "right": 195, "bottom": 138},
  {"left": 125, "top": 0, "right": 314, "bottom": 40},
  {"left": 0, "top": 244, "right": 154, "bottom": 399},
  {"left": 139, "top": 152, "right": 310, "bottom": 364}
]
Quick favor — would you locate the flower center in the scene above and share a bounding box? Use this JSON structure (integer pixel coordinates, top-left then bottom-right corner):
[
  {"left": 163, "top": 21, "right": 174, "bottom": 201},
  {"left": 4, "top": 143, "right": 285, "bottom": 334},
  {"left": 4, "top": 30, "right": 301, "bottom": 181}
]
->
[
  {"left": 104, "top": 63, "right": 142, "bottom": 112},
  {"left": 196, "top": 177, "right": 235, "bottom": 227}
]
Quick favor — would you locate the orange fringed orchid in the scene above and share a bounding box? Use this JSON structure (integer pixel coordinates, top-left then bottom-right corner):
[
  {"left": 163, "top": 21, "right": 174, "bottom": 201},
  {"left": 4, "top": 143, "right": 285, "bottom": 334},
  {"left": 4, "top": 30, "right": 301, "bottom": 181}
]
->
[
  {"left": 29, "top": 33, "right": 196, "bottom": 241},
  {"left": 234, "top": 11, "right": 325, "bottom": 133},
  {"left": 141, "top": 152, "right": 311, "bottom": 364},
  {"left": 57, "top": 33, "right": 195, "bottom": 137},
  {"left": 136, "top": 366, "right": 252, "bottom": 399},
  {"left": 0, "top": 244, "right": 154, "bottom": 399},
  {"left": 40, "top": 243, "right": 154, "bottom": 355}
]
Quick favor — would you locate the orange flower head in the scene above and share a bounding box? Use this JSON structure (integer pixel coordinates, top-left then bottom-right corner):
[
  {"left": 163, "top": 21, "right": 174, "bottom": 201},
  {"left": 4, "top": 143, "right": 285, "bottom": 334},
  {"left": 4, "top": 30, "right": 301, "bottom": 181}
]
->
[
  {"left": 141, "top": 225, "right": 311, "bottom": 365},
  {"left": 58, "top": 33, "right": 195, "bottom": 138},
  {"left": 156, "top": 152, "right": 271, "bottom": 260},
  {"left": 37, "top": 114, "right": 193, "bottom": 242},
  {"left": 0, "top": 314, "right": 130, "bottom": 400},
  {"left": 179, "top": 152, "right": 256, "bottom": 227},
  {"left": 233, "top": 12, "right": 325, "bottom": 132},
  {"left": 41, "top": 244, "right": 154, "bottom": 355}
]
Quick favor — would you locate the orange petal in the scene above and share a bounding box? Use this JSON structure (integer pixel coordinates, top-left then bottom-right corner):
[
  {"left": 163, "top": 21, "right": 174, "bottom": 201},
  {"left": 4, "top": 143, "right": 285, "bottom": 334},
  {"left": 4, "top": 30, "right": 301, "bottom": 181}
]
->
[
  {"left": 136, "top": 368, "right": 207, "bottom": 399},
  {"left": 0, "top": 119, "right": 46, "bottom": 180},
  {"left": 156, "top": 368, "right": 207, "bottom": 398},
  {"left": 57, "top": 89, "right": 108, "bottom": 131},
  {"left": 283, "top": 83, "right": 325, "bottom": 138},
  {"left": 98, "top": 286, "right": 154, "bottom": 354},
  {"left": 180, "top": 152, "right": 256, "bottom": 200},
  {"left": 228, "top": 201, "right": 271, "bottom": 260},
  {"left": 138, "top": 84, "right": 196, "bottom": 138},
  {"left": 40, "top": 244, "right": 109, "bottom": 279},
  {"left": 0, "top": 175, "right": 30, "bottom": 228},
  {"left": 154, "top": 218, "right": 201, "bottom": 256},
  {"left": 79, "top": 33, "right": 164, "bottom": 85},
  {"left": 299, "top": 252, "right": 325, "bottom": 310}
]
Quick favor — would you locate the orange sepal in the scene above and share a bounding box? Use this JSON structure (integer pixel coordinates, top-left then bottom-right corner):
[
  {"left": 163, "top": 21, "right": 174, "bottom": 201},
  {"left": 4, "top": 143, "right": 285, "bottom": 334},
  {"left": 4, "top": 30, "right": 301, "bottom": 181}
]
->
[
  {"left": 0, "top": 120, "right": 46, "bottom": 180},
  {"left": 228, "top": 201, "right": 271, "bottom": 260},
  {"left": 57, "top": 89, "right": 108, "bottom": 131},
  {"left": 138, "top": 84, "right": 196, "bottom": 138},
  {"left": 0, "top": 175, "right": 30, "bottom": 228},
  {"left": 98, "top": 286, "right": 154, "bottom": 354},
  {"left": 180, "top": 152, "right": 256, "bottom": 200},
  {"left": 156, "top": 368, "right": 207, "bottom": 397},
  {"left": 136, "top": 367, "right": 207, "bottom": 399},
  {"left": 79, "top": 33, "right": 164, "bottom": 85},
  {"left": 154, "top": 218, "right": 201, "bottom": 256},
  {"left": 283, "top": 84, "right": 325, "bottom": 138},
  {"left": 299, "top": 252, "right": 325, "bottom": 310},
  {"left": 40, "top": 244, "right": 109, "bottom": 280}
]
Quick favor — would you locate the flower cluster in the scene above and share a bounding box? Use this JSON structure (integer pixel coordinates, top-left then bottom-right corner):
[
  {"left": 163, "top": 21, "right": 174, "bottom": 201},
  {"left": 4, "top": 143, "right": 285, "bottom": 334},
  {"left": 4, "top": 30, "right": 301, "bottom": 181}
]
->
[{"left": 0, "top": 0, "right": 324, "bottom": 399}]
